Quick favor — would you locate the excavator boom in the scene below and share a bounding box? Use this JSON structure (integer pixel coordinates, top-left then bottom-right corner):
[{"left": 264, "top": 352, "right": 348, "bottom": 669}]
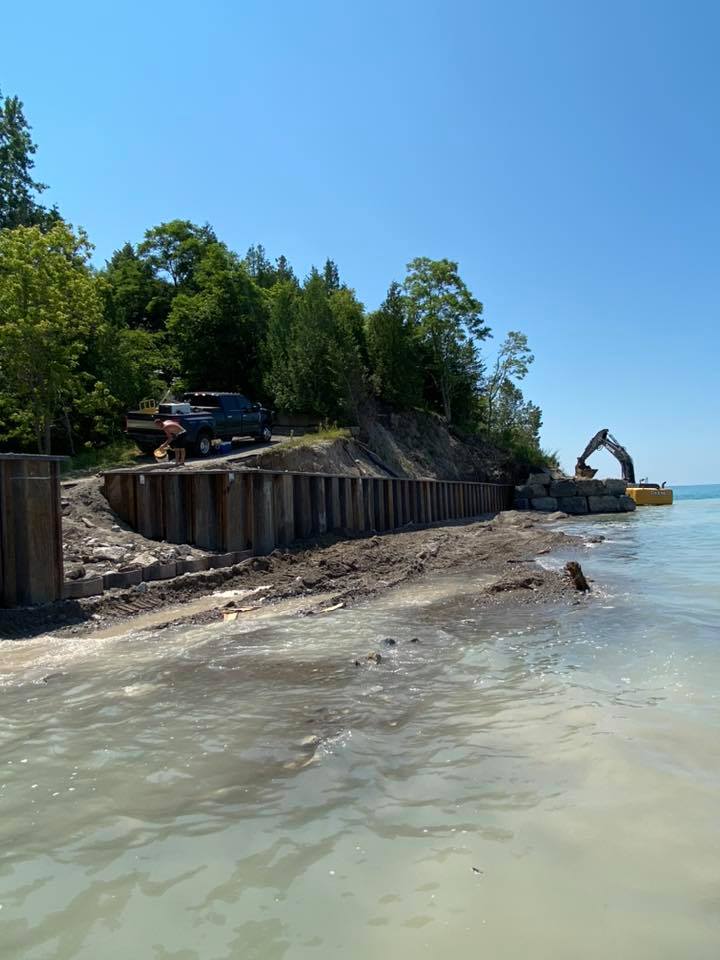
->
[{"left": 575, "top": 428, "right": 636, "bottom": 484}]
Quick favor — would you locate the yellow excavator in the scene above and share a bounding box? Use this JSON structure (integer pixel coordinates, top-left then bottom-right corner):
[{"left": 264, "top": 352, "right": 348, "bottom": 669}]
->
[{"left": 575, "top": 429, "right": 673, "bottom": 505}]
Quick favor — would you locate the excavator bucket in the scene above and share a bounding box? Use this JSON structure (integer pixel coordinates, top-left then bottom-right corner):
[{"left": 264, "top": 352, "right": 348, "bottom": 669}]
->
[{"left": 575, "top": 462, "right": 597, "bottom": 479}]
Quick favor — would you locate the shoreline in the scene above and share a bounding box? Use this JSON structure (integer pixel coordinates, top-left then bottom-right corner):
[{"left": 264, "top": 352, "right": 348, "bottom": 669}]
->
[{"left": 0, "top": 511, "right": 592, "bottom": 643}]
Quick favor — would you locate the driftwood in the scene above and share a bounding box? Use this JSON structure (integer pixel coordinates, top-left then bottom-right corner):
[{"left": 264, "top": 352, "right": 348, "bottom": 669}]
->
[{"left": 565, "top": 561, "right": 590, "bottom": 592}]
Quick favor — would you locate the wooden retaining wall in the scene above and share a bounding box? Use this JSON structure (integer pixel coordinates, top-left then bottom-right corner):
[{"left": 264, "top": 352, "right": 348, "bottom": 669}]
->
[
  {"left": 0, "top": 454, "right": 66, "bottom": 607},
  {"left": 103, "top": 469, "right": 513, "bottom": 555}
]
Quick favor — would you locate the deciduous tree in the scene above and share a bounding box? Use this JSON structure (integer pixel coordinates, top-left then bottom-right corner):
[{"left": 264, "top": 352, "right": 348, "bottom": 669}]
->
[
  {"left": 403, "top": 257, "right": 488, "bottom": 423},
  {"left": 0, "top": 224, "right": 102, "bottom": 452}
]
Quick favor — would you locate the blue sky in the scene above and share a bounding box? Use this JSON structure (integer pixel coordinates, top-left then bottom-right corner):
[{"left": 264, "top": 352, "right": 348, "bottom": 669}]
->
[{"left": 4, "top": 0, "right": 718, "bottom": 483}]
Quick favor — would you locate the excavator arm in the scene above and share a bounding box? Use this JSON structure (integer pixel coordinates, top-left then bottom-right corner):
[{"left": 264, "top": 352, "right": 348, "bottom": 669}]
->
[{"left": 575, "top": 429, "right": 636, "bottom": 484}]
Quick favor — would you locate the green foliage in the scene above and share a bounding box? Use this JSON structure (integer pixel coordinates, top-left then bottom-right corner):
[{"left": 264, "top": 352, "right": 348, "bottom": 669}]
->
[
  {"left": 0, "top": 89, "right": 59, "bottom": 230},
  {"left": 365, "top": 282, "right": 422, "bottom": 409},
  {"left": 65, "top": 438, "right": 141, "bottom": 476},
  {"left": 167, "top": 245, "right": 267, "bottom": 394},
  {"left": 403, "top": 257, "right": 489, "bottom": 423},
  {"left": 0, "top": 86, "right": 551, "bottom": 462},
  {"left": 138, "top": 220, "right": 217, "bottom": 288},
  {"left": 102, "top": 243, "right": 172, "bottom": 331},
  {"left": 482, "top": 330, "right": 534, "bottom": 433},
  {"left": 0, "top": 224, "right": 102, "bottom": 452}
]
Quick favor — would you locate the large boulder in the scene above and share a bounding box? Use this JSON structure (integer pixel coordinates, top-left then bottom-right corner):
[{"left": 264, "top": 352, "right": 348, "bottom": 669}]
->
[
  {"left": 575, "top": 479, "right": 605, "bottom": 497},
  {"left": 531, "top": 496, "right": 559, "bottom": 512},
  {"left": 604, "top": 479, "right": 627, "bottom": 496},
  {"left": 558, "top": 495, "right": 589, "bottom": 515},
  {"left": 588, "top": 495, "right": 621, "bottom": 513},
  {"left": 550, "top": 479, "right": 578, "bottom": 498},
  {"left": 618, "top": 494, "right": 637, "bottom": 512},
  {"left": 514, "top": 497, "right": 530, "bottom": 511}
]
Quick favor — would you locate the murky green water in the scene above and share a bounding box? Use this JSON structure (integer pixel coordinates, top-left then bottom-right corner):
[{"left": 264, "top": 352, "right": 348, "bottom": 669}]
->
[{"left": 2, "top": 492, "right": 720, "bottom": 958}]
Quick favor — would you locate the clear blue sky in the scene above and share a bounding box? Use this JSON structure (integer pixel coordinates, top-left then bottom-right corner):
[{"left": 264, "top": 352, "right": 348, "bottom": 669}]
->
[{"left": 4, "top": 0, "right": 719, "bottom": 484}]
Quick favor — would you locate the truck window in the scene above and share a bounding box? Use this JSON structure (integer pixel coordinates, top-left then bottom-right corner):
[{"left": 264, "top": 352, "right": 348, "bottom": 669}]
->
[{"left": 185, "top": 394, "right": 221, "bottom": 408}]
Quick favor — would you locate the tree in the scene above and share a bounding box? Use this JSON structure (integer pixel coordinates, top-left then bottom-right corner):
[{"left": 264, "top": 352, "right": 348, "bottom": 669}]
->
[
  {"left": 102, "top": 242, "right": 172, "bottom": 331},
  {"left": 264, "top": 280, "right": 299, "bottom": 408},
  {"left": 275, "top": 254, "right": 297, "bottom": 285},
  {"left": 0, "top": 224, "right": 102, "bottom": 452},
  {"left": 327, "top": 287, "right": 366, "bottom": 420},
  {"left": 167, "top": 245, "right": 267, "bottom": 393},
  {"left": 282, "top": 271, "right": 337, "bottom": 416},
  {"left": 365, "top": 281, "right": 422, "bottom": 408},
  {"left": 403, "top": 257, "right": 489, "bottom": 423},
  {"left": 138, "top": 220, "right": 217, "bottom": 289},
  {"left": 323, "top": 258, "right": 340, "bottom": 292},
  {"left": 482, "top": 331, "right": 534, "bottom": 434},
  {"left": 244, "top": 243, "right": 277, "bottom": 288},
  {"left": 0, "top": 89, "right": 59, "bottom": 229}
]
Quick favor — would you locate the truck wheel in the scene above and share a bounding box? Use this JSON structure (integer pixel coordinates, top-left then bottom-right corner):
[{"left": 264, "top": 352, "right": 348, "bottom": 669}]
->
[
  {"left": 195, "top": 431, "right": 213, "bottom": 457},
  {"left": 259, "top": 425, "right": 272, "bottom": 443}
]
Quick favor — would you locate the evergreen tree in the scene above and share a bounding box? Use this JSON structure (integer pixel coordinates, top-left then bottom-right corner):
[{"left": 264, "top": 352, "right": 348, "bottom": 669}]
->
[
  {"left": 0, "top": 89, "right": 59, "bottom": 229},
  {"left": 275, "top": 254, "right": 297, "bottom": 285},
  {"left": 244, "top": 243, "right": 277, "bottom": 288},
  {"left": 323, "top": 258, "right": 340, "bottom": 292},
  {"left": 264, "top": 280, "right": 299, "bottom": 408},
  {"left": 366, "top": 281, "right": 422, "bottom": 408}
]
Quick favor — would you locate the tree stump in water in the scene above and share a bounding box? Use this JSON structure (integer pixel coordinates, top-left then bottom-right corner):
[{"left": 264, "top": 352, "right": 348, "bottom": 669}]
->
[{"left": 565, "top": 561, "right": 590, "bottom": 592}]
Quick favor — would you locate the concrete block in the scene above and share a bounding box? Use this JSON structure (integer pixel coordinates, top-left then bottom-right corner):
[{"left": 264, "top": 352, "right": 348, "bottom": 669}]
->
[
  {"left": 208, "top": 552, "right": 236, "bottom": 569},
  {"left": 618, "top": 494, "right": 637, "bottom": 512},
  {"left": 604, "top": 479, "right": 627, "bottom": 496},
  {"left": 143, "top": 561, "right": 177, "bottom": 581},
  {"left": 531, "top": 497, "right": 559, "bottom": 512},
  {"left": 557, "top": 495, "right": 589, "bottom": 515},
  {"left": 63, "top": 577, "right": 104, "bottom": 599},
  {"left": 587, "top": 495, "right": 621, "bottom": 514},
  {"left": 550, "top": 479, "right": 578, "bottom": 498},
  {"left": 103, "top": 569, "right": 142, "bottom": 590},
  {"left": 178, "top": 556, "right": 210, "bottom": 574}
]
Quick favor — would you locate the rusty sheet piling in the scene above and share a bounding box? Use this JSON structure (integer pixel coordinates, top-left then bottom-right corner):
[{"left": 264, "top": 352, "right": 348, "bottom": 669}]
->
[
  {"left": 102, "top": 468, "right": 513, "bottom": 557},
  {"left": 0, "top": 454, "right": 67, "bottom": 607}
]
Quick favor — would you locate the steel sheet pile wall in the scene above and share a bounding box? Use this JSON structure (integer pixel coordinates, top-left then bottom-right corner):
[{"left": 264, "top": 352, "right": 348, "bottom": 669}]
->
[
  {"left": 0, "top": 455, "right": 66, "bottom": 607},
  {"left": 103, "top": 469, "right": 513, "bottom": 555}
]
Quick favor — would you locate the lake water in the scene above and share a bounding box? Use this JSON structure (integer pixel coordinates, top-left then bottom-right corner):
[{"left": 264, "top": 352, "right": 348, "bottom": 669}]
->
[{"left": 1, "top": 486, "right": 719, "bottom": 959}]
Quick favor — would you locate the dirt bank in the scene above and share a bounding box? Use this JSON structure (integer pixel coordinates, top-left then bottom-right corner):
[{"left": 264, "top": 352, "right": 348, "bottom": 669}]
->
[{"left": 0, "top": 511, "right": 597, "bottom": 641}]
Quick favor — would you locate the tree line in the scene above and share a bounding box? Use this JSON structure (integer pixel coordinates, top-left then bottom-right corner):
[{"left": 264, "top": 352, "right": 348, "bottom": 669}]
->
[{"left": 0, "top": 87, "right": 545, "bottom": 460}]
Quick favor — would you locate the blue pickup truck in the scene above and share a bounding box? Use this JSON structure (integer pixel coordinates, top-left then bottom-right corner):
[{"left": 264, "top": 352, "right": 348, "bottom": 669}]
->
[{"left": 124, "top": 392, "right": 273, "bottom": 457}]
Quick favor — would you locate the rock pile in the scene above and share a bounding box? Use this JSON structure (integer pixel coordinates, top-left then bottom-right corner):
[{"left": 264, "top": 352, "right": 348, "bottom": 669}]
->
[{"left": 515, "top": 471, "right": 636, "bottom": 514}]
